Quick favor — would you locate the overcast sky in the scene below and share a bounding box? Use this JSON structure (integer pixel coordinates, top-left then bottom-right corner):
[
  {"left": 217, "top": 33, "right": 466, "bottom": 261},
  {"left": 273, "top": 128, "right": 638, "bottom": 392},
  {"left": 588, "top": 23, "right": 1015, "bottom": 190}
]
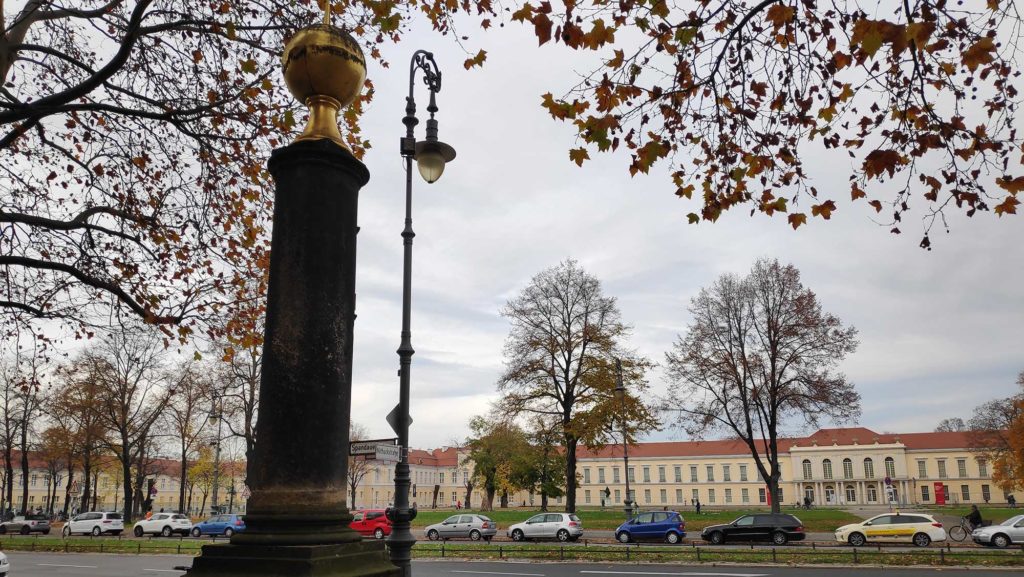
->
[{"left": 339, "top": 18, "right": 1024, "bottom": 449}]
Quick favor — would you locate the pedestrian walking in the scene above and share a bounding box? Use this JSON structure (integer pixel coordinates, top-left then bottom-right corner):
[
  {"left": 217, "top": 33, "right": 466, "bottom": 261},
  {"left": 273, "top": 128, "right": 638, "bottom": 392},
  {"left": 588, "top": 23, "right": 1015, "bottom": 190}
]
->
[{"left": 695, "top": 499, "right": 702, "bottom": 515}]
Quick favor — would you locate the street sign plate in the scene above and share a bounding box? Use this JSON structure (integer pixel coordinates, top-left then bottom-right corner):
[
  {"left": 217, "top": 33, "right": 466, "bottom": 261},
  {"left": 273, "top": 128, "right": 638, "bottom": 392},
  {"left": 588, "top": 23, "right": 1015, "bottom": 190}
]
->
[
  {"left": 349, "top": 438, "right": 399, "bottom": 455},
  {"left": 375, "top": 445, "right": 401, "bottom": 462}
]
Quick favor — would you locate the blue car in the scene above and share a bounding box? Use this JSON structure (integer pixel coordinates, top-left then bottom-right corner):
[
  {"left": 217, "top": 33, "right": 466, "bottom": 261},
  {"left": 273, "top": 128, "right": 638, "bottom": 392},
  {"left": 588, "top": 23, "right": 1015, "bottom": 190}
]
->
[
  {"left": 190, "top": 514, "right": 246, "bottom": 537},
  {"left": 615, "top": 511, "right": 686, "bottom": 544}
]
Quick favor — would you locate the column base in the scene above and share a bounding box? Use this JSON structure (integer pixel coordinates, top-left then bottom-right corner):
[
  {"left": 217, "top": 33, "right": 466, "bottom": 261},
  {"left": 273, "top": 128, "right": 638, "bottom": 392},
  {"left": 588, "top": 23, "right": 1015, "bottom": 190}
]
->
[{"left": 186, "top": 541, "right": 402, "bottom": 577}]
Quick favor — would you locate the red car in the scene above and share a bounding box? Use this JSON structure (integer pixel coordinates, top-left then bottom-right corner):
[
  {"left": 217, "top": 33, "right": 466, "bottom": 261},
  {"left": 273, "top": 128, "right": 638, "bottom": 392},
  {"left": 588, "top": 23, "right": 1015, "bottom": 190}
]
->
[{"left": 351, "top": 509, "right": 391, "bottom": 539}]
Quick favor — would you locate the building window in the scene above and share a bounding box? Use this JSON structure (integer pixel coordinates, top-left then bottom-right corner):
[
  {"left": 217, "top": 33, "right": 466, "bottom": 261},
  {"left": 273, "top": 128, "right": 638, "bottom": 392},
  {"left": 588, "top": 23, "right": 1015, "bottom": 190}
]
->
[
  {"left": 917, "top": 460, "right": 928, "bottom": 478},
  {"left": 756, "top": 467, "right": 764, "bottom": 482},
  {"left": 938, "top": 460, "right": 947, "bottom": 478},
  {"left": 690, "top": 465, "right": 698, "bottom": 483},
  {"left": 583, "top": 469, "right": 591, "bottom": 484},
  {"left": 676, "top": 488, "right": 683, "bottom": 503},
  {"left": 739, "top": 464, "right": 748, "bottom": 482},
  {"left": 978, "top": 460, "right": 988, "bottom": 477},
  {"left": 658, "top": 466, "right": 666, "bottom": 483},
  {"left": 708, "top": 489, "right": 716, "bottom": 503},
  {"left": 961, "top": 485, "right": 970, "bottom": 501},
  {"left": 692, "top": 488, "right": 699, "bottom": 502},
  {"left": 823, "top": 459, "right": 833, "bottom": 480},
  {"left": 706, "top": 465, "right": 715, "bottom": 482},
  {"left": 674, "top": 466, "right": 682, "bottom": 483},
  {"left": 843, "top": 458, "right": 853, "bottom": 479},
  {"left": 864, "top": 458, "right": 875, "bottom": 479},
  {"left": 776, "top": 487, "right": 784, "bottom": 503},
  {"left": 867, "top": 484, "right": 878, "bottom": 502},
  {"left": 802, "top": 459, "right": 812, "bottom": 480},
  {"left": 585, "top": 490, "right": 591, "bottom": 504},
  {"left": 982, "top": 485, "right": 991, "bottom": 502},
  {"left": 725, "top": 488, "right": 733, "bottom": 503},
  {"left": 30, "top": 475, "right": 37, "bottom": 487},
  {"left": 845, "top": 486, "right": 856, "bottom": 503},
  {"left": 884, "top": 457, "right": 896, "bottom": 478},
  {"left": 628, "top": 467, "right": 635, "bottom": 483},
  {"left": 440, "top": 472, "right": 445, "bottom": 484},
  {"left": 643, "top": 466, "right": 650, "bottom": 483},
  {"left": 957, "top": 459, "right": 967, "bottom": 478},
  {"left": 614, "top": 489, "right": 621, "bottom": 502},
  {"left": 644, "top": 489, "right": 651, "bottom": 504},
  {"left": 723, "top": 465, "right": 731, "bottom": 482},
  {"left": 598, "top": 468, "right": 606, "bottom": 483},
  {"left": 660, "top": 489, "right": 667, "bottom": 503},
  {"left": 921, "top": 485, "right": 930, "bottom": 501},
  {"left": 613, "top": 468, "right": 621, "bottom": 483},
  {"left": 758, "top": 488, "right": 766, "bottom": 503},
  {"left": 741, "top": 488, "right": 750, "bottom": 503}
]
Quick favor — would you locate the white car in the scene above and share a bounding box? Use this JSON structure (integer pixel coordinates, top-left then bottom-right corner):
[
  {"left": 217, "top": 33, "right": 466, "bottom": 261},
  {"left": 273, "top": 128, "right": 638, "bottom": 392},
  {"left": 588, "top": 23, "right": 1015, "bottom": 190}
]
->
[
  {"left": 835, "top": 512, "right": 946, "bottom": 547},
  {"left": 507, "top": 512, "right": 584, "bottom": 542},
  {"left": 133, "top": 512, "right": 193, "bottom": 537},
  {"left": 0, "top": 550, "right": 9, "bottom": 577},
  {"left": 972, "top": 514, "right": 1024, "bottom": 548},
  {"left": 62, "top": 511, "right": 124, "bottom": 536}
]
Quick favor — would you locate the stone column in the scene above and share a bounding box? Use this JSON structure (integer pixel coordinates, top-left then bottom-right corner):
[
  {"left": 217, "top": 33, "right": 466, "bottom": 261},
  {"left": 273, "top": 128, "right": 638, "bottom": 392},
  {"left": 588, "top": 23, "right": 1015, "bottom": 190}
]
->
[{"left": 187, "top": 140, "right": 400, "bottom": 577}]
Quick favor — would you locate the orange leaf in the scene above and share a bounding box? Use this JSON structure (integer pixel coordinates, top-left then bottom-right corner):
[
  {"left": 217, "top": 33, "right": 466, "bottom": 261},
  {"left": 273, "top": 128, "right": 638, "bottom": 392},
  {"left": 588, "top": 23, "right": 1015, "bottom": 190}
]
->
[
  {"left": 811, "top": 200, "right": 837, "bottom": 219},
  {"left": 862, "top": 149, "right": 907, "bottom": 179},
  {"left": 765, "top": 5, "right": 795, "bottom": 31},
  {"left": 996, "top": 176, "right": 1024, "bottom": 194},
  {"left": 533, "top": 13, "right": 553, "bottom": 45},
  {"left": 963, "top": 37, "right": 996, "bottom": 72},
  {"left": 463, "top": 49, "right": 487, "bottom": 70},
  {"left": 788, "top": 213, "right": 807, "bottom": 229},
  {"left": 995, "top": 196, "right": 1020, "bottom": 216},
  {"left": 569, "top": 147, "right": 590, "bottom": 167}
]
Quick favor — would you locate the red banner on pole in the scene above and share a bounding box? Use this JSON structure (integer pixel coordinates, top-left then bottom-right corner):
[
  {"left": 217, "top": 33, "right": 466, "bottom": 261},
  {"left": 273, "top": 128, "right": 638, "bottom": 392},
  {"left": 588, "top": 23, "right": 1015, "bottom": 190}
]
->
[{"left": 934, "top": 482, "right": 946, "bottom": 505}]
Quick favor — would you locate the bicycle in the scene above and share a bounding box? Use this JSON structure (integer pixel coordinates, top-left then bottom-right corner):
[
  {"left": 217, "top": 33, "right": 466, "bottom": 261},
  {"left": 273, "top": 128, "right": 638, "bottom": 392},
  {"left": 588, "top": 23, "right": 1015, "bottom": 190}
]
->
[{"left": 948, "top": 517, "right": 974, "bottom": 541}]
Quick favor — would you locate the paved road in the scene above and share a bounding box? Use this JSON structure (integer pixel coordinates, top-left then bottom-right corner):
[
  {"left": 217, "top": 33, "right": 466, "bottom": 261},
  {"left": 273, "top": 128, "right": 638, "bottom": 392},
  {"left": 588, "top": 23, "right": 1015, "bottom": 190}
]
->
[{"left": 4, "top": 553, "right": 1019, "bottom": 577}]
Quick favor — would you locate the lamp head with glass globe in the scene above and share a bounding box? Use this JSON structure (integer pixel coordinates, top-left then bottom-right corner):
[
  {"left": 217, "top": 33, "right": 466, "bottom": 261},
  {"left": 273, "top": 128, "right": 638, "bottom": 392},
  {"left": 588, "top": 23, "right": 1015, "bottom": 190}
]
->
[{"left": 413, "top": 91, "right": 456, "bottom": 183}]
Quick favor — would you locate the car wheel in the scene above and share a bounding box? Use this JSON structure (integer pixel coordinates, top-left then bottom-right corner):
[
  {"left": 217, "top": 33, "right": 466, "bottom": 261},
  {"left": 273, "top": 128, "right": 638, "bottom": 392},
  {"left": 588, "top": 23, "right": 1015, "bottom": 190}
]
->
[
  {"left": 160, "top": 526, "right": 172, "bottom": 538},
  {"left": 469, "top": 529, "right": 482, "bottom": 541},
  {"left": 848, "top": 532, "right": 866, "bottom": 547},
  {"left": 134, "top": 526, "right": 144, "bottom": 538},
  {"left": 91, "top": 526, "right": 101, "bottom": 537},
  {"left": 665, "top": 531, "right": 681, "bottom": 544},
  {"left": 511, "top": 529, "right": 524, "bottom": 542},
  {"left": 43, "top": 529, "right": 50, "bottom": 535},
  {"left": 374, "top": 528, "right": 385, "bottom": 540},
  {"left": 992, "top": 534, "right": 1011, "bottom": 548},
  {"left": 427, "top": 529, "right": 439, "bottom": 541},
  {"left": 912, "top": 533, "right": 931, "bottom": 547},
  {"left": 19, "top": 526, "right": 28, "bottom": 535},
  {"left": 224, "top": 528, "right": 234, "bottom": 538},
  {"left": 616, "top": 531, "right": 631, "bottom": 543},
  {"left": 557, "top": 529, "right": 570, "bottom": 542},
  {"left": 0, "top": 526, "right": 6, "bottom": 535},
  {"left": 191, "top": 528, "right": 201, "bottom": 538},
  {"left": 709, "top": 531, "right": 724, "bottom": 545},
  {"left": 62, "top": 526, "right": 71, "bottom": 538},
  {"left": 772, "top": 531, "right": 788, "bottom": 545}
]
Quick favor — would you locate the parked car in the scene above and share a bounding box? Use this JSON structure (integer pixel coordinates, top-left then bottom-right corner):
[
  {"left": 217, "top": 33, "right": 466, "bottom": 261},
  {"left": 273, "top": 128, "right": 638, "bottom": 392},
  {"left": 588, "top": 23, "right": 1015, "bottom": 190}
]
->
[
  {"left": 191, "top": 514, "right": 246, "bottom": 538},
  {"left": 424, "top": 514, "right": 497, "bottom": 541},
  {"left": 351, "top": 509, "right": 391, "bottom": 539},
  {"left": 615, "top": 511, "right": 686, "bottom": 544},
  {"left": 133, "top": 512, "right": 192, "bottom": 537},
  {"left": 0, "top": 514, "right": 51, "bottom": 535},
  {"left": 507, "top": 512, "right": 583, "bottom": 542},
  {"left": 701, "top": 513, "right": 805, "bottom": 545},
  {"left": 972, "top": 514, "right": 1024, "bottom": 548},
  {"left": 835, "top": 513, "right": 946, "bottom": 547},
  {"left": 62, "top": 511, "right": 124, "bottom": 536},
  {"left": 0, "top": 550, "right": 9, "bottom": 577}
]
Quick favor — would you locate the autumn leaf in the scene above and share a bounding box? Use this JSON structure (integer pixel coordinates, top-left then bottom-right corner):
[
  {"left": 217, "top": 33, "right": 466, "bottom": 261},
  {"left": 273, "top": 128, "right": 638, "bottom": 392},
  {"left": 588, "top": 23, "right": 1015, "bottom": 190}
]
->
[
  {"left": 463, "top": 49, "right": 487, "bottom": 70},
  {"left": 811, "top": 200, "right": 837, "bottom": 219},
  {"left": 850, "top": 183, "right": 866, "bottom": 200},
  {"left": 569, "top": 147, "right": 590, "bottom": 166},
  {"left": 788, "top": 213, "right": 807, "bottom": 229},
  {"left": 996, "top": 176, "right": 1024, "bottom": 194},
  {"left": 240, "top": 59, "right": 257, "bottom": 74},
  {"left": 687, "top": 213, "right": 700, "bottom": 224},
  {"left": 994, "top": 196, "right": 1020, "bottom": 216},
  {"left": 533, "top": 13, "right": 553, "bottom": 45},
  {"left": 868, "top": 200, "right": 883, "bottom": 212},
  {"left": 963, "top": 37, "right": 995, "bottom": 72},
  {"left": 862, "top": 149, "right": 907, "bottom": 179},
  {"left": 765, "top": 5, "right": 795, "bottom": 31}
]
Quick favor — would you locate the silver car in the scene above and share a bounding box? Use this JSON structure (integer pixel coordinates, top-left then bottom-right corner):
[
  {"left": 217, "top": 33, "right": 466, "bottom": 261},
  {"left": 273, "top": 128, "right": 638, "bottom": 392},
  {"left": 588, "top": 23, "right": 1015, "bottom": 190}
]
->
[
  {"left": 424, "top": 514, "right": 497, "bottom": 541},
  {"left": 507, "top": 512, "right": 583, "bottom": 542},
  {"left": 972, "top": 514, "right": 1024, "bottom": 548}
]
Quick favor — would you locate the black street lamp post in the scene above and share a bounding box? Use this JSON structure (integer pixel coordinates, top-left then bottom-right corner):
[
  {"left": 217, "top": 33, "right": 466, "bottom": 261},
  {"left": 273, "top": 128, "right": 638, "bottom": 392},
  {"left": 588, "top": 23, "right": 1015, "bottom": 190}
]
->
[
  {"left": 613, "top": 358, "right": 633, "bottom": 519},
  {"left": 387, "top": 50, "right": 456, "bottom": 577}
]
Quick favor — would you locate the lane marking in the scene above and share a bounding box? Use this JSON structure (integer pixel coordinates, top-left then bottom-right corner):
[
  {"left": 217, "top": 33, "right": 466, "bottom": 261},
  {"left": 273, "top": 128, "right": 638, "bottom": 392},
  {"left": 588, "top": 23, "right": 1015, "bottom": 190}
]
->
[
  {"left": 451, "top": 571, "right": 545, "bottom": 577},
  {"left": 38, "top": 563, "right": 99, "bottom": 568},
  {"left": 581, "top": 572, "right": 769, "bottom": 577},
  {"left": 144, "top": 570, "right": 185, "bottom": 573}
]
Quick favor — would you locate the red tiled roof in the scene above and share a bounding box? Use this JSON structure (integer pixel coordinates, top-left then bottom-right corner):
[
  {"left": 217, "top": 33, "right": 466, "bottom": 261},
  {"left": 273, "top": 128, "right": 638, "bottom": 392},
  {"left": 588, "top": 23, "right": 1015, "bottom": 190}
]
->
[
  {"left": 407, "top": 447, "right": 460, "bottom": 467},
  {"left": 897, "top": 431, "right": 973, "bottom": 450}
]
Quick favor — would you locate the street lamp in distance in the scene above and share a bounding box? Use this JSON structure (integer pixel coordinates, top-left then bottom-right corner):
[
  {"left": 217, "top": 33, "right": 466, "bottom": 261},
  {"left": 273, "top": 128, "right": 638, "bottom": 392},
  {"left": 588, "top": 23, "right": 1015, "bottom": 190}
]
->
[{"left": 614, "top": 358, "right": 633, "bottom": 520}]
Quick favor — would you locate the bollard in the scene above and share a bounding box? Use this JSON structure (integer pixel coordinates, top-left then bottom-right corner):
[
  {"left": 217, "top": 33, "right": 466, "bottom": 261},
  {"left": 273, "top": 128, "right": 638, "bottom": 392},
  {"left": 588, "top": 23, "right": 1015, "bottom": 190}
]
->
[
  {"left": 137, "top": 542, "right": 141, "bottom": 554},
  {"left": 852, "top": 548, "right": 858, "bottom": 564},
  {"left": 178, "top": 543, "right": 182, "bottom": 554},
  {"left": 560, "top": 546, "right": 564, "bottom": 560},
  {"left": 64, "top": 541, "right": 68, "bottom": 553},
  {"left": 772, "top": 547, "right": 776, "bottom": 562},
  {"left": 441, "top": 542, "right": 445, "bottom": 558},
  {"left": 696, "top": 547, "right": 701, "bottom": 562},
  {"left": 499, "top": 546, "right": 503, "bottom": 559},
  {"left": 100, "top": 542, "right": 104, "bottom": 553},
  {"left": 626, "top": 547, "right": 631, "bottom": 561},
  {"left": 940, "top": 549, "right": 945, "bottom": 564},
  {"left": 812, "top": 542, "right": 816, "bottom": 550}
]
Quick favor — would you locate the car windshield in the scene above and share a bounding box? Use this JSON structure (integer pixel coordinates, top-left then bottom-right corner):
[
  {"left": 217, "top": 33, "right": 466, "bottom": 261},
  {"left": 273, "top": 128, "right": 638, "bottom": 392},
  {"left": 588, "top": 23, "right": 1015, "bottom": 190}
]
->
[
  {"left": 106, "top": 513, "right": 122, "bottom": 519},
  {"left": 1000, "top": 515, "right": 1024, "bottom": 526},
  {"left": 569, "top": 514, "right": 581, "bottom": 522},
  {"left": 26, "top": 515, "right": 46, "bottom": 520},
  {"left": 478, "top": 516, "right": 493, "bottom": 522}
]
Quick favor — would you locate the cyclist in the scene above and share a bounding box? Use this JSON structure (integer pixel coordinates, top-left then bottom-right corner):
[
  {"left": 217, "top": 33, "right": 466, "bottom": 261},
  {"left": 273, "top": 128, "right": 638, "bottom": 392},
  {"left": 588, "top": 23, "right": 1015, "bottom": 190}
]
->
[{"left": 965, "top": 504, "right": 983, "bottom": 530}]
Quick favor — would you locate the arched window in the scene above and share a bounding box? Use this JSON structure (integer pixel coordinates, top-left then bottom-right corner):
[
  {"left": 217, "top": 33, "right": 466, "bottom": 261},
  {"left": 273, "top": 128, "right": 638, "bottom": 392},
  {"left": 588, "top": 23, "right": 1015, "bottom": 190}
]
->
[
  {"left": 802, "top": 459, "right": 812, "bottom": 480},
  {"left": 864, "top": 458, "right": 875, "bottom": 478},
  {"left": 884, "top": 457, "right": 896, "bottom": 478},
  {"left": 823, "top": 459, "right": 833, "bottom": 480},
  {"left": 843, "top": 458, "right": 853, "bottom": 479}
]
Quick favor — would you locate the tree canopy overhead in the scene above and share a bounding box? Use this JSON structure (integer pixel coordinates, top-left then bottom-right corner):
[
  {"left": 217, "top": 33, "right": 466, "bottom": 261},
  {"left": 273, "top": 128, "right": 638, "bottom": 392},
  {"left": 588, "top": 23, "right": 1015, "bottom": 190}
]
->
[{"left": 523, "top": 0, "right": 1022, "bottom": 246}]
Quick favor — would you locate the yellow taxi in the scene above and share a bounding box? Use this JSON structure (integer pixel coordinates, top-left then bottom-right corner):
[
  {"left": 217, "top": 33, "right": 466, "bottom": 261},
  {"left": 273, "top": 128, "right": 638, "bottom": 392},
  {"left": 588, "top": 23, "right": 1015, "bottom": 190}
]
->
[{"left": 835, "top": 512, "right": 946, "bottom": 547}]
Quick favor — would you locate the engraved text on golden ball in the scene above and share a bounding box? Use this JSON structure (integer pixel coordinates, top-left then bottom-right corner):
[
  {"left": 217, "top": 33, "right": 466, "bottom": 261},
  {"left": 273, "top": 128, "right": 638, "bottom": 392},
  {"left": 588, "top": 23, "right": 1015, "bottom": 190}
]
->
[{"left": 282, "top": 25, "right": 367, "bottom": 108}]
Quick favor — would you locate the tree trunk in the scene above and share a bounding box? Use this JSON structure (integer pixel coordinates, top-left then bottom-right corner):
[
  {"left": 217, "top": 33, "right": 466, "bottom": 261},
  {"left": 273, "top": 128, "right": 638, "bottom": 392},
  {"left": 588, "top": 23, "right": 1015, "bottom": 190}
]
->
[
  {"left": 80, "top": 458, "right": 92, "bottom": 515},
  {"left": 464, "top": 483, "right": 473, "bottom": 509},
  {"left": 178, "top": 454, "right": 187, "bottom": 514},
  {"left": 121, "top": 457, "right": 133, "bottom": 523},
  {"left": 564, "top": 433, "right": 578, "bottom": 513},
  {"left": 769, "top": 472, "right": 781, "bottom": 514},
  {"left": 540, "top": 491, "right": 548, "bottom": 512},
  {"left": 19, "top": 425, "right": 29, "bottom": 513},
  {"left": 62, "top": 468, "right": 74, "bottom": 517},
  {"left": 4, "top": 446, "right": 14, "bottom": 514},
  {"left": 431, "top": 485, "right": 438, "bottom": 509},
  {"left": 92, "top": 474, "right": 99, "bottom": 510},
  {"left": 484, "top": 484, "right": 496, "bottom": 511},
  {"left": 199, "top": 493, "right": 208, "bottom": 516}
]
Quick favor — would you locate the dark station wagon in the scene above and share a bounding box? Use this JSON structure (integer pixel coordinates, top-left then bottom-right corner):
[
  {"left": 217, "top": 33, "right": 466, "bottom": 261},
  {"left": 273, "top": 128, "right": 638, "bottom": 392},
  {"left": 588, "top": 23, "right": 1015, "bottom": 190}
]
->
[{"left": 701, "top": 513, "right": 806, "bottom": 545}]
